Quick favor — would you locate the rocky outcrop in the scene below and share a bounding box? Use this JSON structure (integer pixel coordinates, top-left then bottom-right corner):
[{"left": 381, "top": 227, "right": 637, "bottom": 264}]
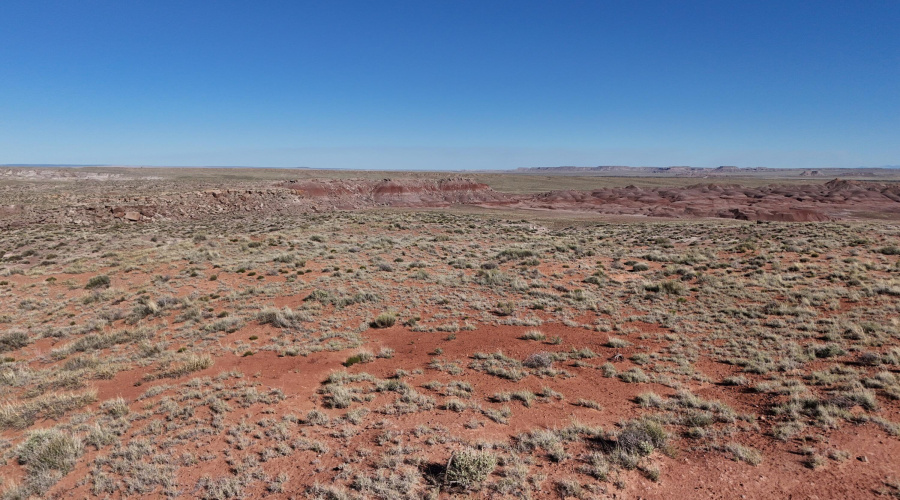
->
[
  {"left": 279, "top": 177, "right": 900, "bottom": 222},
  {"left": 509, "top": 179, "right": 900, "bottom": 221},
  {"left": 282, "top": 178, "right": 509, "bottom": 208}
]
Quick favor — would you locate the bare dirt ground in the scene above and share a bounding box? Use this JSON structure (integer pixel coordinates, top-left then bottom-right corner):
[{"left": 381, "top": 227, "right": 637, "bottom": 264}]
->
[{"left": 0, "top": 167, "right": 899, "bottom": 499}]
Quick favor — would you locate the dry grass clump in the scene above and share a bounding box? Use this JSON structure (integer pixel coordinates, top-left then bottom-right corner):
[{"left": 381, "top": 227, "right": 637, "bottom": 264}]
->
[
  {"left": 371, "top": 311, "right": 397, "bottom": 328},
  {"left": 445, "top": 449, "right": 498, "bottom": 489},
  {"left": 54, "top": 327, "right": 149, "bottom": 358},
  {"left": 257, "top": 306, "right": 305, "bottom": 328},
  {"left": 0, "top": 329, "right": 30, "bottom": 352},
  {"left": 15, "top": 428, "right": 84, "bottom": 495},
  {"left": 615, "top": 418, "right": 668, "bottom": 459},
  {"left": 520, "top": 329, "right": 546, "bottom": 341},
  {"left": 100, "top": 397, "right": 130, "bottom": 418},
  {"left": 576, "top": 399, "right": 603, "bottom": 410},
  {"left": 724, "top": 443, "right": 763, "bottom": 465},
  {"left": 146, "top": 354, "right": 213, "bottom": 380},
  {"left": 606, "top": 337, "right": 630, "bottom": 348},
  {"left": 522, "top": 351, "right": 554, "bottom": 369},
  {"left": 0, "top": 390, "right": 98, "bottom": 430},
  {"left": 469, "top": 351, "right": 526, "bottom": 381}
]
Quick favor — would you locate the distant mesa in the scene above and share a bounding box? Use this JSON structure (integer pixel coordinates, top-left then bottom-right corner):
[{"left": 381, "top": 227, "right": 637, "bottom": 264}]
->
[{"left": 514, "top": 165, "right": 896, "bottom": 178}]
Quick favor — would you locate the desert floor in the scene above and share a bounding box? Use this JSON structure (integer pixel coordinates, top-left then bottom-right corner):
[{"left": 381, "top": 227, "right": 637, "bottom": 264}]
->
[{"left": 1, "top": 168, "right": 899, "bottom": 499}]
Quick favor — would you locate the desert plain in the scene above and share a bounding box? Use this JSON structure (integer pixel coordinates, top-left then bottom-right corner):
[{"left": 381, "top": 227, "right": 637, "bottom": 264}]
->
[{"left": 1, "top": 166, "right": 900, "bottom": 499}]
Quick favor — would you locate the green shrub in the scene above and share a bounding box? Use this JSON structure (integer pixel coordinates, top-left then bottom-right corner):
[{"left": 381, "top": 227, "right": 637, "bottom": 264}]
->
[
  {"left": 84, "top": 275, "right": 110, "bottom": 290},
  {"left": 371, "top": 312, "right": 397, "bottom": 328},
  {"left": 344, "top": 350, "right": 374, "bottom": 367}
]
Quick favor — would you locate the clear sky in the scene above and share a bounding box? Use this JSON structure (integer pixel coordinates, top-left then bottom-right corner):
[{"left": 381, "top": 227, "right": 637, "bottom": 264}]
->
[{"left": 1, "top": 1, "right": 898, "bottom": 169}]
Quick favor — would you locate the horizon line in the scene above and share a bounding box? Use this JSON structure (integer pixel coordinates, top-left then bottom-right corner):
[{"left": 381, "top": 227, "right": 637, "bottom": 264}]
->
[{"left": 3, "top": 163, "right": 899, "bottom": 171}]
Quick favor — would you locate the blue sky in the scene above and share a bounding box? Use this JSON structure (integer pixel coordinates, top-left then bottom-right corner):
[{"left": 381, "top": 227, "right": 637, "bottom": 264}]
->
[{"left": 1, "top": 1, "right": 897, "bottom": 169}]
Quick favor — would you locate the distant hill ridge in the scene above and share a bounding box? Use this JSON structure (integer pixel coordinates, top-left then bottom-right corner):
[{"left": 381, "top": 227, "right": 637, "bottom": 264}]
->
[{"left": 515, "top": 165, "right": 900, "bottom": 177}]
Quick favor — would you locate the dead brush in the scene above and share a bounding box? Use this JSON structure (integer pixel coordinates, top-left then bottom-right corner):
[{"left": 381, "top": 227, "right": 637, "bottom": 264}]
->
[
  {"left": 257, "top": 306, "right": 306, "bottom": 328},
  {"left": 523, "top": 351, "right": 554, "bottom": 369}
]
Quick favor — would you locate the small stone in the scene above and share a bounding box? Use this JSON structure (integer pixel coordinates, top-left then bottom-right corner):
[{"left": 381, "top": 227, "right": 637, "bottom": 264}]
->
[{"left": 858, "top": 455, "right": 868, "bottom": 462}]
